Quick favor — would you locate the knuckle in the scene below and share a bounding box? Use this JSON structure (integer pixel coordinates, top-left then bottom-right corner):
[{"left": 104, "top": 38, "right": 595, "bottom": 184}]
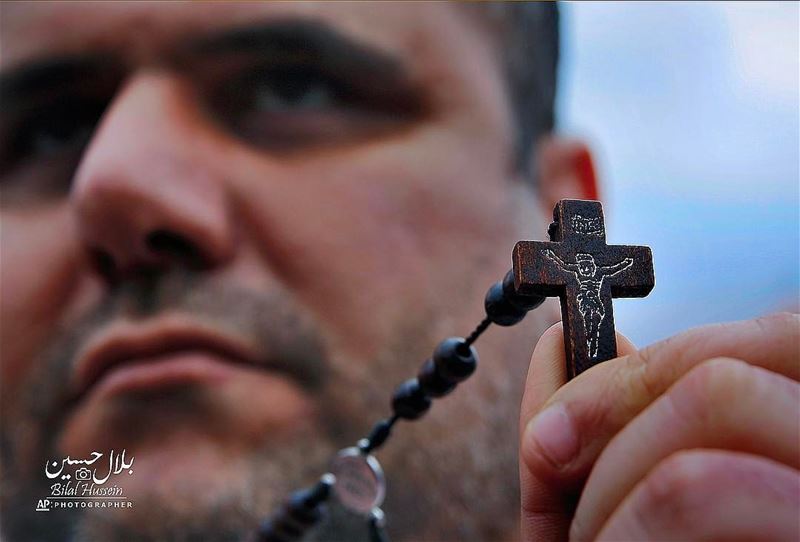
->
[
  {"left": 609, "top": 357, "right": 648, "bottom": 419},
  {"left": 750, "top": 311, "right": 800, "bottom": 348},
  {"left": 635, "top": 349, "right": 662, "bottom": 400},
  {"left": 634, "top": 451, "right": 716, "bottom": 529},
  {"left": 668, "top": 357, "right": 753, "bottom": 425},
  {"left": 753, "top": 311, "right": 799, "bottom": 333},
  {"left": 635, "top": 329, "right": 711, "bottom": 397},
  {"left": 687, "top": 356, "right": 750, "bottom": 393},
  {"left": 644, "top": 450, "right": 709, "bottom": 500},
  {"left": 633, "top": 313, "right": 799, "bottom": 395},
  {"left": 685, "top": 356, "right": 751, "bottom": 400}
]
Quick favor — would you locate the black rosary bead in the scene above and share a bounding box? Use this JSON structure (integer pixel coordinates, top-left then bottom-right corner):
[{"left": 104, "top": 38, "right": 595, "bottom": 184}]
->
[
  {"left": 433, "top": 338, "right": 477, "bottom": 382},
  {"left": 285, "top": 485, "right": 327, "bottom": 525},
  {"left": 359, "top": 416, "right": 398, "bottom": 453},
  {"left": 257, "top": 515, "right": 304, "bottom": 542},
  {"left": 484, "top": 281, "right": 528, "bottom": 326},
  {"left": 391, "top": 378, "right": 432, "bottom": 419},
  {"left": 256, "top": 474, "right": 334, "bottom": 542},
  {"left": 252, "top": 211, "right": 599, "bottom": 541},
  {"left": 256, "top": 519, "right": 291, "bottom": 542},
  {"left": 417, "top": 358, "right": 457, "bottom": 397},
  {"left": 502, "top": 270, "right": 545, "bottom": 312}
]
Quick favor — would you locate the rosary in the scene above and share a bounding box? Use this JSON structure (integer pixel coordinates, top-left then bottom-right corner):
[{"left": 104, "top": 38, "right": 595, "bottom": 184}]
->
[{"left": 254, "top": 199, "right": 655, "bottom": 542}]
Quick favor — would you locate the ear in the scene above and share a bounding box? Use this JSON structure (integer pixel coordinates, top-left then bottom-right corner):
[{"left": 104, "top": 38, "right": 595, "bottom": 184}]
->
[{"left": 533, "top": 136, "right": 600, "bottom": 215}]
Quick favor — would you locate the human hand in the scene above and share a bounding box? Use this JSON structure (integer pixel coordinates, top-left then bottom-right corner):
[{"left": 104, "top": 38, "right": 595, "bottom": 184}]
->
[{"left": 519, "top": 313, "right": 799, "bottom": 541}]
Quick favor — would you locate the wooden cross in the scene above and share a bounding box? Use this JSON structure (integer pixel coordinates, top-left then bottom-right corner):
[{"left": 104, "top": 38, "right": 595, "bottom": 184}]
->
[{"left": 513, "top": 199, "right": 655, "bottom": 378}]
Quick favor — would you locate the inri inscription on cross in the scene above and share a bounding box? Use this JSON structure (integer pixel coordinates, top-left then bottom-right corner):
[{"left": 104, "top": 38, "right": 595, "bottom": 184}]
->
[{"left": 513, "top": 199, "right": 655, "bottom": 378}]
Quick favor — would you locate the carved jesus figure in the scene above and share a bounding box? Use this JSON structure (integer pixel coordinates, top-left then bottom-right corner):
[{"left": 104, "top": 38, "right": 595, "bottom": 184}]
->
[{"left": 543, "top": 249, "right": 633, "bottom": 357}]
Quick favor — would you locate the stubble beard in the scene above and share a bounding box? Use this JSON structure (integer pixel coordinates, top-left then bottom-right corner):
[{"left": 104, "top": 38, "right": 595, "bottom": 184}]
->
[{"left": 1, "top": 269, "right": 534, "bottom": 542}]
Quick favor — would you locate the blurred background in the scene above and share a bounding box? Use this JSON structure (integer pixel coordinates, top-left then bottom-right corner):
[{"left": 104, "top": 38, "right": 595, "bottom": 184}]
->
[{"left": 558, "top": 1, "right": 799, "bottom": 346}]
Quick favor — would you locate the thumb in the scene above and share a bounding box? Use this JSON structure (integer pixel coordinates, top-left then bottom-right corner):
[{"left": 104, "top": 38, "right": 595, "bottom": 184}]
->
[{"left": 519, "top": 322, "right": 637, "bottom": 542}]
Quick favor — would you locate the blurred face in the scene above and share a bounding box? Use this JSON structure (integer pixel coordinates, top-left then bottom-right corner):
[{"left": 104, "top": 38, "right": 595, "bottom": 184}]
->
[{"left": 0, "top": 3, "right": 557, "bottom": 541}]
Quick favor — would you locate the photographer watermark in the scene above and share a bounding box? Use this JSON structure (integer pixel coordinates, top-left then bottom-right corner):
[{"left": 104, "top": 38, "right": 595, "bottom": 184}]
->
[{"left": 36, "top": 449, "right": 134, "bottom": 512}]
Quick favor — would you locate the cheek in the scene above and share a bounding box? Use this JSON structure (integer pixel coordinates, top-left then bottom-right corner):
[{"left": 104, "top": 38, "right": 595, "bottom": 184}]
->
[
  {"left": 0, "top": 205, "right": 87, "bottom": 395},
  {"left": 226, "top": 127, "right": 514, "bottom": 358}
]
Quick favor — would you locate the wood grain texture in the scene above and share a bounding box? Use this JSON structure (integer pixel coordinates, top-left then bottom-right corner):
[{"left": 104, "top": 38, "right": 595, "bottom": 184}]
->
[{"left": 513, "top": 199, "right": 655, "bottom": 378}]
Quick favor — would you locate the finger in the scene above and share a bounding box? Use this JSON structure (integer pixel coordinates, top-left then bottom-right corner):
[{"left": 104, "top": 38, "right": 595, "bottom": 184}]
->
[
  {"left": 597, "top": 450, "right": 800, "bottom": 541},
  {"left": 521, "top": 313, "right": 799, "bottom": 492},
  {"left": 571, "top": 357, "right": 800, "bottom": 541},
  {"left": 522, "top": 314, "right": 798, "bottom": 541},
  {"left": 519, "top": 322, "right": 636, "bottom": 542},
  {"left": 519, "top": 323, "right": 567, "bottom": 430},
  {"left": 518, "top": 322, "right": 638, "bottom": 433}
]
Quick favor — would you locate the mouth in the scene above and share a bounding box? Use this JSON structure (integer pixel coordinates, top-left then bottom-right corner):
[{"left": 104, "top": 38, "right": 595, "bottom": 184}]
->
[{"left": 69, "top": 316, "right": 304, "bottom": 406}]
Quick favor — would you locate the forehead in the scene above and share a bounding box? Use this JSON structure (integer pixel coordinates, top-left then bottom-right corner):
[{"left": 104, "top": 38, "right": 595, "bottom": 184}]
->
[{"left": 1, "top": 2, "right": 481, "bottom": 71}]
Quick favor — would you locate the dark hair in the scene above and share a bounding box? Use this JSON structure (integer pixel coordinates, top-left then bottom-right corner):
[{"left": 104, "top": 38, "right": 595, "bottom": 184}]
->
[{"left": 470, "top": 3, "right": 560, "bottom": 173}]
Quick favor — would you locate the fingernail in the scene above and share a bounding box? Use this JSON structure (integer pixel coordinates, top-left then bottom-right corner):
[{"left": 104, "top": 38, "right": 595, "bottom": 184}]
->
[{"left": 525, "top": 403, "right": 579, "bottom": 467}]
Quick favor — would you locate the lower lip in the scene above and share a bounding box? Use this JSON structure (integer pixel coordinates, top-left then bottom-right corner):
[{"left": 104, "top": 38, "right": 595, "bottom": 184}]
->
[{"left": 89, "top": 351, "right": 248, "bottom": 400}]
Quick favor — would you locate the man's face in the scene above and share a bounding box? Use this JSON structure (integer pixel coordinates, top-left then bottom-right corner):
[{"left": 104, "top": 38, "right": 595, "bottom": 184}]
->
[{"left": 1, "top": 3, "right": 556, "bottom": 540}]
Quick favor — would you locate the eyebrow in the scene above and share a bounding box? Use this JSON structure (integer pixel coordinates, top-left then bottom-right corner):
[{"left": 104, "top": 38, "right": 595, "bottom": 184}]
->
[
  {"left": 1, "top": 18, "right": 411, "bottom": 95},
  {"left": 182, "top": 18, "right": 409, "bottom": 83},
  {"left": 0, "top": 55, "right": 120, "bottom": 106}
]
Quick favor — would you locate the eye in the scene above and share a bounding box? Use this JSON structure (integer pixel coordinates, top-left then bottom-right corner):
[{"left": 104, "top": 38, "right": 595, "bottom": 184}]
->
[
  {"left": 0, "top": 95, "right": 108, "bottom": 205},
  {"left": 16, "top": 96, "right": 105, "bottom": 160},
  {"left": 206, "top": 60, "right": 425, "bottom": 152},
  {"left": 249, "top": 66, "right": 339, "bottom": 112}
]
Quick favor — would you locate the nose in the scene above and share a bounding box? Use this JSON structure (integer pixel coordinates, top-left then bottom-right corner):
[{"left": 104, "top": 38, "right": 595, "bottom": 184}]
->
[{"left": 72, "top": 71, "right": 235, "bottom": 279}]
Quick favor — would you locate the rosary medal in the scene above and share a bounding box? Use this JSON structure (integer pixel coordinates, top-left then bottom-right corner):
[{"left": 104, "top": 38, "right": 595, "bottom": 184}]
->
[{"left": 329, "top": 447, "right": 386, "bottom": 515}]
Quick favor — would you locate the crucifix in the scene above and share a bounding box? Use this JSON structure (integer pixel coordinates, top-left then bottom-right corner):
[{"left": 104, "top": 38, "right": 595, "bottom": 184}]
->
[
  {"left": 513, "top": 199, "right": 655, "bottom": 378},
  {"left": 258, "top": 199, "right": 655, "bottom": 542}
]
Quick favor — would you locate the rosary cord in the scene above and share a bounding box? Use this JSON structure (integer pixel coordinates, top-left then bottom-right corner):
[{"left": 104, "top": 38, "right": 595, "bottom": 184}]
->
[
  {"left": 358, "top": 414, "right": 400, "bottom": 454},
  {"left": 255, "top": 270, "right": 546, "bottom": 542},
  {"left": 464, "top": 316, "right": 492, "bottom": 347}
]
